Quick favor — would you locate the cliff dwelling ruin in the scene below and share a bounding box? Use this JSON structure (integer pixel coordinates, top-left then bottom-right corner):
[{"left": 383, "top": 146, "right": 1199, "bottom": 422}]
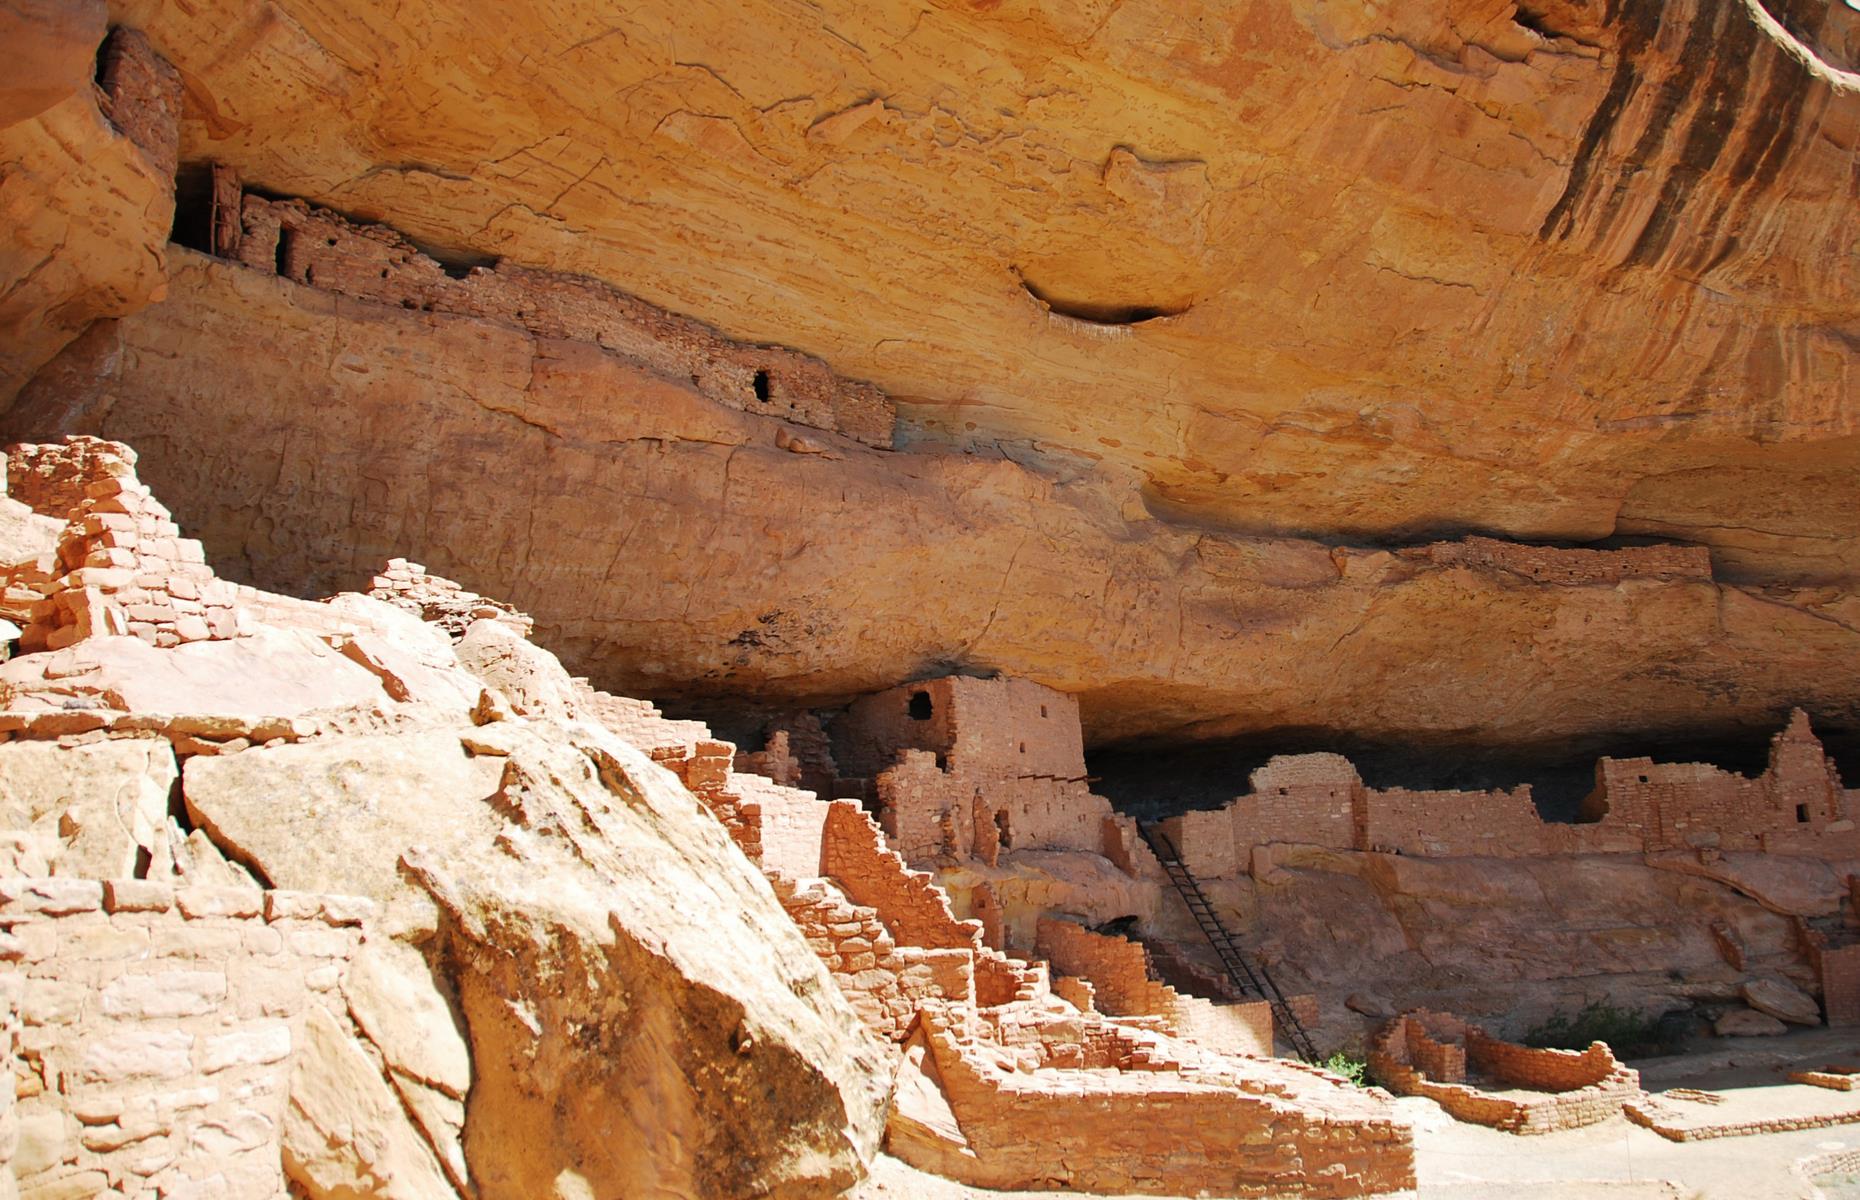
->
[{"left": 3, "top": 0, "right": 1860, "bottom": 1197}]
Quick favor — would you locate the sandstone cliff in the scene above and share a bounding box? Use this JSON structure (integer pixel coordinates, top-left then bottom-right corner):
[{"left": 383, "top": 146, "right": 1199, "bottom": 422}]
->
[
  {"left": 15, "top": 249, "right": 1859, "bottom": 752},
  {"left": 45, "top": 0, "right": 1860, "bottom": 584}
]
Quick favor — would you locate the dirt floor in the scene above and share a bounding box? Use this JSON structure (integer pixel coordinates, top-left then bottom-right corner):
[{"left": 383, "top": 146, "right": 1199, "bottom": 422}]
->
[{"left": 851, "top": 1027, "right": 1860, "bottom": 1200}]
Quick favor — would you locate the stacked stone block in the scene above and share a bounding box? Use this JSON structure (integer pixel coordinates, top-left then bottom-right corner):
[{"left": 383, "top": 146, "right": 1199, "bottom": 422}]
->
[
  {"left": 5, "top": 439, "right": 243, "bottom": 653},
  {"left": 1414, "top": 536, "right": 1712, "bottom": 584},
  {"left": 772, "top": 877, "right": 936, "bottom": 1041},
  {"left": 575, "top": 687, "right": 710, "bottom": 755},
  {"left": 367, "top": 558, "right": 532, "bottom": 640},
  {"left": 1035, "top": 918, "right": 1175, "bottom": 1019},
  {"left": 821, "top": 800, "right": 980, "bottom": 951},
  {"left": 0, "top": 877, "right": 366, "bottom": 1199},
  {"left": 93, "top": 30, "right": 182, "bottom": 181}
]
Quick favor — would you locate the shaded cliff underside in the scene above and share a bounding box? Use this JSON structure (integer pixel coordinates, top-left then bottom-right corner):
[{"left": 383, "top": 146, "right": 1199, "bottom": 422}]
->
[{"left": 11, "top": 252, "right": 1860, "bottom": 761}]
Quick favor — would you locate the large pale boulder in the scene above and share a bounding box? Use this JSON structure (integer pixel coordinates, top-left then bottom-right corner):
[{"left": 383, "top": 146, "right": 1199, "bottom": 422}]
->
[
  {"left": 1740, "top": 977, "right": 1821, "bottom": 1027},
  {"left": 182, "top": 720, "right": 889, "bottom": 1197},
  {"left": 182, "top": 730, "right": 505, "bottom": 936},
  {"left": 1714, "top": 1008, "right": 1788, "bottom": 1038},
  {"left": 0, "top": 737, "right": 175, "bottom": 877},
  {"left": 283, "top": 1005, "right": 460, "bottom": 1200},
  {"left": 408, "top": 726, "right": 889, "bottom": 1198},
  {"left": 0, "top": 629, "right": 397, "bottom": 720},
  {"left": 451, "top": 619, "right": 582, "bottom": 719}
]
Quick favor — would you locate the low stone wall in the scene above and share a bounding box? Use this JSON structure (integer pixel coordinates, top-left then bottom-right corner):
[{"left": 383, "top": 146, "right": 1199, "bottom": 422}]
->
[
  {"left": 1369, "top": 1010, "right": 1641, "bottom": 1135},
  {"left": 774, "top": 876, "right": 981, "bottom": 1042},
  {"left": 1035, "top": 919, "right": 1173, "bottom": 1018},
  {"left": 1626, "top": 1096, "right": 1860, "bottom": 1142},
  {"left": 0, "top": 876, "right": 365, "bottom": 1199},
  {"left": 908, "top": 1014, "right": 1416, "bottom": 1197},
  {"left": 367, "top": 558, "right": 532, "bottom": 639}
]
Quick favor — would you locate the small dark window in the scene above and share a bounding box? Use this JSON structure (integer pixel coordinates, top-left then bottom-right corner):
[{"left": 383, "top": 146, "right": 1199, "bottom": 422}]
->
[
  {"left": 908, "top": 691, "right": 932, "bottom": 721},
  {"left": 1638, "top": 775, "right": 1649, "bottom": 784},
  {"left": 275, "top": 227, "right": 296, "bottom": 278},
  {"left": 1019, "top": 742, "right": 1026, "bottom": 754},
  {"left": 753, "top": 370, "right": 772, "bottom": 402},
  {"left": 1040, "top": 705, "right": 1048, "bottom": 718},
  {"left": 994, "top": 809, "right": 1012, "bottom": 850},
  {"left": 1798, "top": 804, "right": 1811, "bottom": 824}
]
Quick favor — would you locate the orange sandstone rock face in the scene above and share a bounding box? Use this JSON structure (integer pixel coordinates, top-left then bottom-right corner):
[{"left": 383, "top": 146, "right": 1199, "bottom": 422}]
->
[
  {"left": 0, "top": 15, "right": 178, "bottom": 400},
  {"left": 17, "top": 251, "right": 1860, "bottom": 750},
  {"left": 67, "top": 0, "right": 1860, "bottom": 585}
]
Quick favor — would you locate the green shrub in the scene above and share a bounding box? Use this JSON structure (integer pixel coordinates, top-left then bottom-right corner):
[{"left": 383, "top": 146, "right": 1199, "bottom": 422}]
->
[
  {"left": 1321, "top": 1050, "right": 1369, "bottom": 1087},
  {"left": 1521, "top": 1001, "right": 1692, "bottom": 1059}
]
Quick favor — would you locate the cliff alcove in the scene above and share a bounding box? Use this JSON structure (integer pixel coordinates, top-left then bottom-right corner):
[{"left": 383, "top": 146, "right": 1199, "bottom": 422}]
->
[{"left": 2, "top": 0, "right": 1859, "bottom": 1196}]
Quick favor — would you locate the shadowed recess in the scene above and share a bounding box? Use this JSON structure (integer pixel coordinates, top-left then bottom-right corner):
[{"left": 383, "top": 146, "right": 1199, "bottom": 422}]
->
[{"left": 1016, "top": 272, "right": 1190, "bottom": 326}]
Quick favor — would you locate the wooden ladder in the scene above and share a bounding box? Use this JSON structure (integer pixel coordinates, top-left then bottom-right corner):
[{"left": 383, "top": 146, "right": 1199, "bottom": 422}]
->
[{"left": 1138, "top": 822, "right": 1320, "bottom": 1063}]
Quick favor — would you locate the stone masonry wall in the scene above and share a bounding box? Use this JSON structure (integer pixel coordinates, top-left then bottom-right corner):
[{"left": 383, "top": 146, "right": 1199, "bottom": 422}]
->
[
  {"left": 1176, "top": 711, "right": 1851, "bottom": 875},
  {"left": 731, "top": 773, "right": 826, "bottom": 880},
  {"left": 0, "top": 877, "right": 365, "bottom": 1199},
  {"left": 857, "top": 677, "right": 1114, "bottom": 863},
  {"left": 1034, "top": 918, "right": 1174, "bottom": 1019},
  {"left": 1412, "top": 537, "right": 1713, "bottom": 584},
  {"left": 6, "top": 438, "right": 242, "bottom": 652},
  {"left": 1, "top": 438, "right": 414, "bottom": 656},
  {"left": 7, "top": 440, "right": 122, "bottom": 520},
  {"left": 1033, "top": 919, "right": 1274, "bottom": 1057},
  {"left": 224, "top": 193, "right": 894, "bottom": 448},
  {"left": 1369, "top": 1011, "right": 1640, "bottom": 1135},
  {"left": 367, "top": 558, "right": 533, "bottom": 640},
  {"left": 1823, "top": 945, "right": 1860, "bottom": 1028},
  {"left": 821, "top": 800, "right": 981, "bottom": 951},
  {"left": 95, "top": 29, "right": 182, "bottom": 181}
]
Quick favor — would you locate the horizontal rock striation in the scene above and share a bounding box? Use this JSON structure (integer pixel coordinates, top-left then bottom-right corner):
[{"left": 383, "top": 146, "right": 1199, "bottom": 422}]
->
[
  {"left": 15, "top": 250, "right": 1859, "bottom": 751},
  {"left": 53, "top": 0, "right": 1860, "bottom": 583}
]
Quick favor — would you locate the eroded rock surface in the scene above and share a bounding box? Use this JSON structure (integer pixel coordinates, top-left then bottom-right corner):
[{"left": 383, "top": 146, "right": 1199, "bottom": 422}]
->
[
  {"left": 69, "top": 0, "right": 1860, "bottom": 582},
  {"left": 15, "top": 253, "right": 1860, "bottom": 752},
  {"left": 0, "top": 439, "right": 890, "bottom": 1199},
  {"left": 0, "top": 17, "right": 176, "bottom": 399}
]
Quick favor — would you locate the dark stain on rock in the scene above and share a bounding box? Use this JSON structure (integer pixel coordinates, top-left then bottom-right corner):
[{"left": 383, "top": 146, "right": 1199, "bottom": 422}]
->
[
  {"left": 1538, "top": 0, "right": 1663, "bottom": 242},
  {"left": 1624, "top": 0, "right": 1757, "bottom": 269},
  {"left": 1691, "top": 45, "right": 1810, "bottom": 276}
]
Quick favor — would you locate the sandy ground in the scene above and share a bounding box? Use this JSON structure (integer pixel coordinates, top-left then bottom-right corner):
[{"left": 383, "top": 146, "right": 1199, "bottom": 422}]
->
[{"left": 849, "top": 1027, "right": 1860, "bottom": 1200}]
